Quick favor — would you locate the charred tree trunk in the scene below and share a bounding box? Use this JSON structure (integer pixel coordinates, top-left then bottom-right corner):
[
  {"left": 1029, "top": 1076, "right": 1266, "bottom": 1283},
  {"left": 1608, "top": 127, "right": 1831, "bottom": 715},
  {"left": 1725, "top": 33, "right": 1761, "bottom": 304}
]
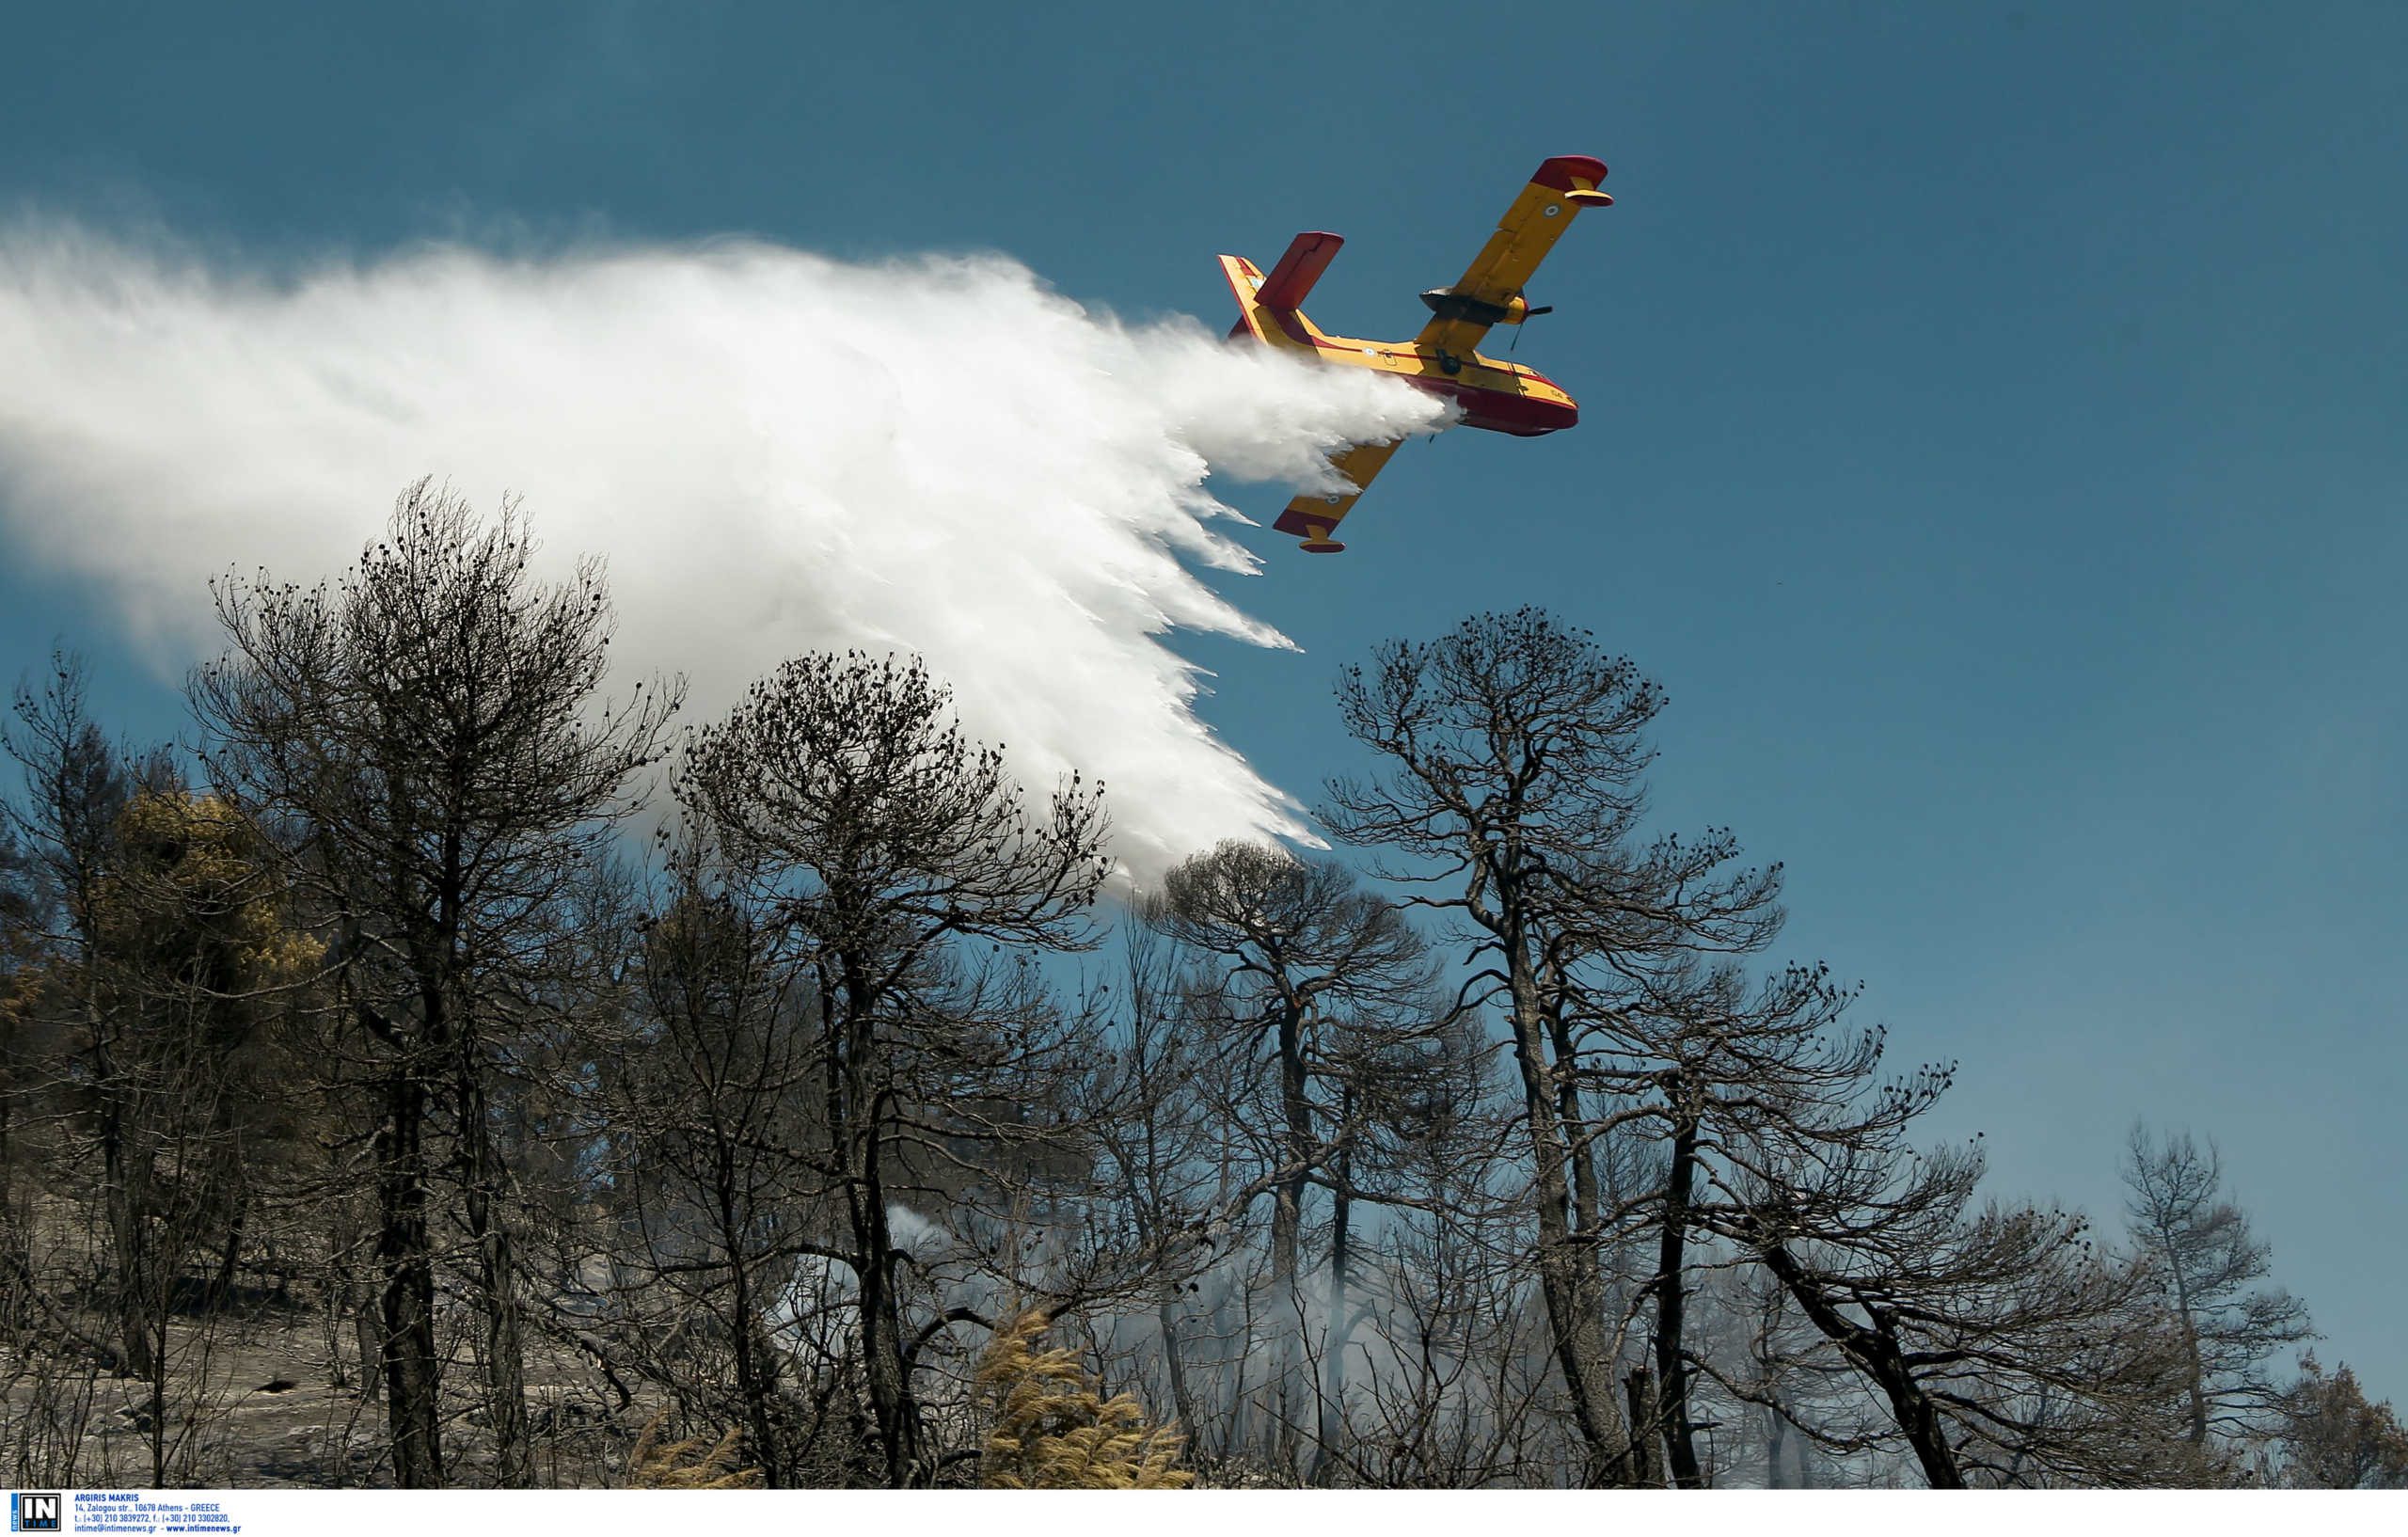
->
[
  {"left": 375, "top": 1065, "right": 443, "bottom": 1488},
  {"left": 1624, "top": 1366, "right": 1662, "bottom": 1487},
  {"left": 352, "top": 1265, "right": 385, "bottom": 1403},
  {"left": 1269, "top": 992, "right": 1310, "bottom": 1473},
  {"left": 2165, "top": 1260, "right": 2210, "bottom": 1447},
  {"left": 92, "top": 1000, "right": 161, "bottom": 1384},
  {"left": 1654, "top": 1107, "right": 1704, "bottom": 1487},
  {"left": 103, "top": 1090, "right": 158, "bottom": 1382},
  {"left": 718, "top": 1168, "right": 787, "bottom": 1487},
  {"left": 1752, "top": 1236, "right": 1965, "bottom": 1489},
  {"left": 460, "top": 1085, "right": 531, "bottom": 1487},
  {"left": 322, "top": 1203, "right": 356, "bottom": 1391},
  {"left": 208, "top": 1195, "right": 246, "bottom": 1313},
  {"left": 1311, "top": 1123, "right": 1353, "bottom": 1486},
  {"left": 0, "top": 1202, "right": 35, "bottom": 1333},
  {"left": 0, "top": 1088, "right": 28, "bottom": 1330},
  {"left": 850, "top": 1154, "right": 920, "bottom": 1485},
  {"left": 1505, "top": 929, "right": 1632, "bottom": 1486},
  {"left": 838, "top": 974, "right": 924, "bottom": 1488},
  {"left": 1542, "top": 963, "right": 1606, "bottom": 1257},
  {"left": 1156, "top": 1293, "right": 1196, "bottom": 1438}
]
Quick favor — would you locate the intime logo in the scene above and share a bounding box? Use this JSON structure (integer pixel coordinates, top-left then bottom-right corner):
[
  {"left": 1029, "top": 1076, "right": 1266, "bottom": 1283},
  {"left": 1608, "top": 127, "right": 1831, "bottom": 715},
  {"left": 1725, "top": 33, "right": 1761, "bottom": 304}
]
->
[{"left": 8, "top": 1493, "right": 61, "bottom": 1532}]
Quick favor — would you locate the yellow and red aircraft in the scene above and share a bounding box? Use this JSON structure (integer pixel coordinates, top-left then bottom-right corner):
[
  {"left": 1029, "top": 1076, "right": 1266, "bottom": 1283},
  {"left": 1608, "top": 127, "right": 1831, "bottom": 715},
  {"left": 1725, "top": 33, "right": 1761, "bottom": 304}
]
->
[{"left": 1219, "top": 153, "right": 1611, "bottom": 552}]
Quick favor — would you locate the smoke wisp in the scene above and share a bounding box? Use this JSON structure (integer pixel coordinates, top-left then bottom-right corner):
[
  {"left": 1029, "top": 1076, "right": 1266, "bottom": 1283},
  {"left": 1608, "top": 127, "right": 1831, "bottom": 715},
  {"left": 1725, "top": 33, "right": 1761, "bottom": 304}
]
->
[{"left": 0, "top": 223, "right": 1454, "bottom": 879}]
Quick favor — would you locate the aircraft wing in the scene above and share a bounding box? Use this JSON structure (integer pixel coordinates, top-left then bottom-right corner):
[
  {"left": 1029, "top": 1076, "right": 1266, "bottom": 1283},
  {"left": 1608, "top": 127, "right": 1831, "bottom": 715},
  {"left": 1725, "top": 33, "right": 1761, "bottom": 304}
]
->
[
  {"left": 1414, "top": 154, "right": 1609, "bottom": 357},
  {"left": 1271, "top": 438, "right": 1403, "bottom": 553}
]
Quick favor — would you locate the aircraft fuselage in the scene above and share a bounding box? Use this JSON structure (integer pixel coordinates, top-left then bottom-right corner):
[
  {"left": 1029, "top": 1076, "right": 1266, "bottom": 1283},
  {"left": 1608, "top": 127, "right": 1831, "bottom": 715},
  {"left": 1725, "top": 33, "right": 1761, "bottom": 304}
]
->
[{"left": 1242, "top": 303, "right": 1578, "bottom": 436}]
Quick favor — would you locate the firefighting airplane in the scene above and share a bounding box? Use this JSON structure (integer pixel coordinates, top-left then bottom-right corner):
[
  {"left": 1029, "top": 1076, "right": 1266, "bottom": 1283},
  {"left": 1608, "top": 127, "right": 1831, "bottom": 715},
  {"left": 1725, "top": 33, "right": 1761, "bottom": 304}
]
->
[{"left": 1219, "top": 153, "right": 1610, "bottom": 552}]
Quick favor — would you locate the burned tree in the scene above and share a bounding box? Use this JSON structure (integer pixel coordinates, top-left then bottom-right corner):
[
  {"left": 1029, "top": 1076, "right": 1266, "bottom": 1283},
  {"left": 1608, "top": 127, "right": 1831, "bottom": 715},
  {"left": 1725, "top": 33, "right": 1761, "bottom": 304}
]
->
[
  {"left": 2269, "top": 1355, "right": 2408, "bottom": 1488},
  {"left": 2120, "top": 1124, "right": 2311, "bottom": 1466},
  {"left": 86, "top": 788, "right": 318, "bottom": 1485},
  {"left": 675, "top": 651, "right": 1110, "bottom": 1486},
  {"left": 0, "top": 818, "right": 33, "bottom": 1334},
  {"left": 189, "top": 481, "right": 677, "bottom": 1486},
  {"left": 2, "top": 658, "right": 151, "bottom": 1377},
  {"left": 1071, "top": 920, "right": 1218, "bottom": 1441},
  {"left": 1143, "top": 840, "right": 1465, "bottom": 1479},
  {"left": 600, "top": 825, "right": 829, "bottom": 1486},
  {"left": 1589, "top": 959, "right": 1872, "bottom": 1488},
  {"left": 1323, "top": 610, "right": 1782, "bottom": 1485},
  {"left": 3, "top": 659, "right": 324, "bottom": 1485},
  {"left": 1717, "top": 1120, "right": 2194, "bottom": 1487}
]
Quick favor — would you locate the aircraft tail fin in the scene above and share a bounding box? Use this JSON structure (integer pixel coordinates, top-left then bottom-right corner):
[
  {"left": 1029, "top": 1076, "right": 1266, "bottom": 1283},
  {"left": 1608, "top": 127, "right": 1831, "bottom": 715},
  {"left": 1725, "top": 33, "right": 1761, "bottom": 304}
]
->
[
  {"left": 1257, "top": 231, "right": 1343, "bottom": 309},
  {"left": 1219, "top": 232, "right": 1343, "bottom": 350}
]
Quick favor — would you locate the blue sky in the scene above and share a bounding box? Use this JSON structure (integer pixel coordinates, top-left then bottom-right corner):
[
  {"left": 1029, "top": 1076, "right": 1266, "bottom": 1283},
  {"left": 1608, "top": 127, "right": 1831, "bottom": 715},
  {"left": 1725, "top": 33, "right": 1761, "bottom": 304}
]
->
[{"left": 4, "top": 2, "right": 2402, "bottom": 1396}]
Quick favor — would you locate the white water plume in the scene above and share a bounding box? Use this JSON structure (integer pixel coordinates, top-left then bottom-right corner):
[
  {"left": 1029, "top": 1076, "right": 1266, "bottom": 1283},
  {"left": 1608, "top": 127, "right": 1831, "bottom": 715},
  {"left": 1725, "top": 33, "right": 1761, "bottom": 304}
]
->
[{"left": 0, "top": 223, "right": 1453, "bottom": 879}]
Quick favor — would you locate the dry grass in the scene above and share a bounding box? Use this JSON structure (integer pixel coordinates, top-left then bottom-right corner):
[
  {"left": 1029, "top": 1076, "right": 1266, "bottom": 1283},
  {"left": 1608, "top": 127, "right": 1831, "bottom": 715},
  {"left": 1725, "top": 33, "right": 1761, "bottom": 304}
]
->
[{"left": 973, "top": 1307, "right": 1192, "bottom": 1489}]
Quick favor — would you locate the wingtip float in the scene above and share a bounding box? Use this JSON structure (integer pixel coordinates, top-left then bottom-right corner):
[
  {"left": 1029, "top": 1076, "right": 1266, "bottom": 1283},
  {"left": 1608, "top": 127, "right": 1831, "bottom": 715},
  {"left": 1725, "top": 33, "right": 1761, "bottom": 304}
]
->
[{"left": 1217, "top": 154, "right": 1610, "bottom": 554}]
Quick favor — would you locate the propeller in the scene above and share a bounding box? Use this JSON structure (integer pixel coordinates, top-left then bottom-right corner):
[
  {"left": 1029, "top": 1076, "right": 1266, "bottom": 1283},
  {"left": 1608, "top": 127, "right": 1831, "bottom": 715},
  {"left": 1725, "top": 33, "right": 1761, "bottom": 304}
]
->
[{"left": 1509, "top": 305, "right": 1554, "bottom": 353}]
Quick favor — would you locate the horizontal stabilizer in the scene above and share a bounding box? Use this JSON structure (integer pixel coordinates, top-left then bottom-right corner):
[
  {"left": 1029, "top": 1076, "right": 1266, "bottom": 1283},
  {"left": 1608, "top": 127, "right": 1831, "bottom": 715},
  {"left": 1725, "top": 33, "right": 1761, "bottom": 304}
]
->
[{"left": 1257, "top": 231, "right": 1344, "bottom": 310}]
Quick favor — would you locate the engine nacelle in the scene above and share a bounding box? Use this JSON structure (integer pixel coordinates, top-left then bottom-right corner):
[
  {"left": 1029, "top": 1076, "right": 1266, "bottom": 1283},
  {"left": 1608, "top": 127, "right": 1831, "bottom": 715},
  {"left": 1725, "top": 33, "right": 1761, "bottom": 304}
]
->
[{"left": 1418, "top": 289, "right": 1553, "bottom": 325}]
